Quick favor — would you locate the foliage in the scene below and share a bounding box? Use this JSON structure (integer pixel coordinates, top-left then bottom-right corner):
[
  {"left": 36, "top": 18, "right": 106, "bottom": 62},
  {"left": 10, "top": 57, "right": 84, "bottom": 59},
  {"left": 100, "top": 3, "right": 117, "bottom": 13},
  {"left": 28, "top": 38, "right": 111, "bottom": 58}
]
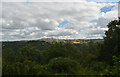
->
[
  {"left": 32, "top": 64, "right": 50, "bottom": 75},
  {"left": 100, "top": 20, "right": 120, "bottom": 63},
  {"left": 43, "top": 42, "right": 81, "bottom": 64},
  {"left": 48, "top": 57, "right": 79, "bottom": 74},
  {"left": 16, "top": 45, "right": 41, "bottom": 63},
  {"left": 111, "top": 55, "right": 120, "bottom": 75}
]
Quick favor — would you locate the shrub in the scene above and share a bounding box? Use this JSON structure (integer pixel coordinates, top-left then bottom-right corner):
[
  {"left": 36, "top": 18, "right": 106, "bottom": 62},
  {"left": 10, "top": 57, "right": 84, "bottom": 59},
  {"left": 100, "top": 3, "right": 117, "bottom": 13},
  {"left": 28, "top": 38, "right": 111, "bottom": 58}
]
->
[{"left": 48, "top": 57, "right": 79, "bottom": 74}]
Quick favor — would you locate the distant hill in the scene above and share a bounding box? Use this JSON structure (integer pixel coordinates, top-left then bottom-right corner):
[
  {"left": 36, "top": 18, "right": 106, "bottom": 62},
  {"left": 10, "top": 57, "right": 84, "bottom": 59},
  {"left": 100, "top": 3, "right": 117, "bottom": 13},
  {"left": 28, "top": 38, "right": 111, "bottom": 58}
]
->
[{"left": 2, "top": 39, "right": 103, "bottom": 53}]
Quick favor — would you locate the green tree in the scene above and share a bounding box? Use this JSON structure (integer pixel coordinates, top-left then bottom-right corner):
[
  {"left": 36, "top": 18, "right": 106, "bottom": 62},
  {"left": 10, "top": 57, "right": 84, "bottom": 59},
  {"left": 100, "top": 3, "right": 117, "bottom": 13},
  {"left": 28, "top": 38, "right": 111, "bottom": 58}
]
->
[
  {"left": 11, "top": 62, "right": 23, "bottom": 75},
  {"left": 3, "top": 48, "right": 16, "bottom": 63},
  {"left": 16, "top": 45, "right": 41, "bottom": 63},
  {"left": 101, "top": 20, "right": 120, "bottom": 63},
  {"left": 22, "top": 60, "right": 37, "bottom": 75},
  {"left": 43, "top": 42, "right": 80, "bottom": 64},
  {"left": 32, "top": 64, "right": 50, "bottom": 75},
  {"left": 111, "top": 55, "right": 120, "bottom": 75},
  {"left": 48, "top": 57, "right": 79, "bottom": 74}
]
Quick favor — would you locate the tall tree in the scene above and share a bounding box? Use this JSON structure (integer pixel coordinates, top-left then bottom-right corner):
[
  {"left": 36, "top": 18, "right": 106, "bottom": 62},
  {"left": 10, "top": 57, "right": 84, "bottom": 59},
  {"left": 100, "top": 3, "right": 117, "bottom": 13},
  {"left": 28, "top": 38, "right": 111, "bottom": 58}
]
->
[{"left": 101, "top": 18, "right": 120, "bottom": 63}]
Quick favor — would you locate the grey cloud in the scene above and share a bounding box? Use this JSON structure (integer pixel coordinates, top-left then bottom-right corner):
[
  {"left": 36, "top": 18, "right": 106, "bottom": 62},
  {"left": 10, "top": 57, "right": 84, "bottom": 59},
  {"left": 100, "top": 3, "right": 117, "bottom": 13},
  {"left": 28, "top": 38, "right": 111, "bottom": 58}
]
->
[{"left": 1, "top": 2, "right": 118, "bottom": 41}]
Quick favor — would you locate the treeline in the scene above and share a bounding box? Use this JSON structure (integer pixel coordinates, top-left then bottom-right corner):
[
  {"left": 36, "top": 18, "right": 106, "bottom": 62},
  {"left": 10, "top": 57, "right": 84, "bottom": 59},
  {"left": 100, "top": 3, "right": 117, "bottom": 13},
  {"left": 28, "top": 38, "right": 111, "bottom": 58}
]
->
[{"left": 2, "top": 20, "right": 120, "bottom": 76}]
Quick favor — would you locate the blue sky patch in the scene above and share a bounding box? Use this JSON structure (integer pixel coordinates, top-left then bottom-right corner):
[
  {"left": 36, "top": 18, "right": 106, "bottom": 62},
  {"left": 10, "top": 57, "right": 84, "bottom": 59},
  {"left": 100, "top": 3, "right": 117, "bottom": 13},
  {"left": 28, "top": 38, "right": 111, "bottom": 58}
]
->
[
  {"left": 100, "top": 5, "right": 115, "bottom": 13},
  {"left": 57, "top": 20, "right": 69, "bottom": 28},
  {"left": 87, "top": 0, "right": 119, "bottom": 2},
  {"left": 90, "top": 19, "right": 98, "bottom": 23}
]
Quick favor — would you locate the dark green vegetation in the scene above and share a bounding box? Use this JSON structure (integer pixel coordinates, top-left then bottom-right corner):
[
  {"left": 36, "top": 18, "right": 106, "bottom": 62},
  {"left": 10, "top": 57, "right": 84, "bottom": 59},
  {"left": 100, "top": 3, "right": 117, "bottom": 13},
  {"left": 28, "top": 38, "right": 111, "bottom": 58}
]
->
[{"left": 2, "top": 19, "right": 120, "bottom": 76}]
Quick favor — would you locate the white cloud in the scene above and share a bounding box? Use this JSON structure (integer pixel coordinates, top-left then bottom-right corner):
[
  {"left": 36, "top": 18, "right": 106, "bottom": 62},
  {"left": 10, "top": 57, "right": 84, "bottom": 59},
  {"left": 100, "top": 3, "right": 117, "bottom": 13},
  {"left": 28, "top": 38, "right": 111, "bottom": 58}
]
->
[
  {"left": 1, "top": 1, "right": 118, "bottom": 41},
  {"left": 96, "top": 5, "right": 118, "bottom": 29}
]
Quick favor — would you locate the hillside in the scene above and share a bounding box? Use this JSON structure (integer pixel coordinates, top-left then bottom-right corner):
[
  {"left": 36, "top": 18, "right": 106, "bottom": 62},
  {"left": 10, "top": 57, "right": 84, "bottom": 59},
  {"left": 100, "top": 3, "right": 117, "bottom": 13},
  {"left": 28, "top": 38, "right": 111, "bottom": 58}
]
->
[{"left": 2, "top": 39, "right": 103, "bottom": 52}]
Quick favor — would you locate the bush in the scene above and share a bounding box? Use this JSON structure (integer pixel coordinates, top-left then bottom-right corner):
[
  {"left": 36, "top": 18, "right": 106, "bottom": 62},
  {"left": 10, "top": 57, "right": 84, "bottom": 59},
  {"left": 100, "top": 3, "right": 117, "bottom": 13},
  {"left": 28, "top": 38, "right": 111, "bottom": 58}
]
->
[
  {"left": 43, "top": 42, "right": 80, "bottom": 64},
  {"left": 48, "top": 57, "right": 79, "bottom": 74},
  {"left": 16, "top": 45, "right": 41, "bottom": 63},
  {"left": 111, "top": 55, "right": 120, "bottom": 75},
  {"left": 32, "top": 64, "right": 50, "bottom": 75}
]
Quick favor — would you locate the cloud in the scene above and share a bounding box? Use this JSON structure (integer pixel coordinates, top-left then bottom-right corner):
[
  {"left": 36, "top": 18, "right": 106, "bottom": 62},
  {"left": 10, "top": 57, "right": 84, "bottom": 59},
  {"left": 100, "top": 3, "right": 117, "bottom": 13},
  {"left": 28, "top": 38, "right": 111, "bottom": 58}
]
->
[
  {"left": 96, "top": 5, "right": 118, "bottom": 28},
  {"left": 1, "top": 1, "right": 118, "bottom": 41}
]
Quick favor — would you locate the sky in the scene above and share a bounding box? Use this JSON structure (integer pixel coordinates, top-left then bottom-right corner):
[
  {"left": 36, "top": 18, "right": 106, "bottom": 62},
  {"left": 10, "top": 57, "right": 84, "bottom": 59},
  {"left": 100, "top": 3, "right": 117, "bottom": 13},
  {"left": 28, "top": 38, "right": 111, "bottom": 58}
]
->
[
  {"left": 87, "top": 0, "right": 119, "bottom": 2},
  {"left": 0, "top": 0, "right": 119, "bottom": 41}
]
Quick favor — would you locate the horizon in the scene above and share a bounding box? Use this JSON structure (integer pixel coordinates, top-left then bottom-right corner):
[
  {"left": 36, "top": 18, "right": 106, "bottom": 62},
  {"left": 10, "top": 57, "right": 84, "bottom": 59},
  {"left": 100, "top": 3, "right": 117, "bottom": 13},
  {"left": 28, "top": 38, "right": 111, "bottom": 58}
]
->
[{"left": 1, "top": 38, "right": 104, "bottom": 42}]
